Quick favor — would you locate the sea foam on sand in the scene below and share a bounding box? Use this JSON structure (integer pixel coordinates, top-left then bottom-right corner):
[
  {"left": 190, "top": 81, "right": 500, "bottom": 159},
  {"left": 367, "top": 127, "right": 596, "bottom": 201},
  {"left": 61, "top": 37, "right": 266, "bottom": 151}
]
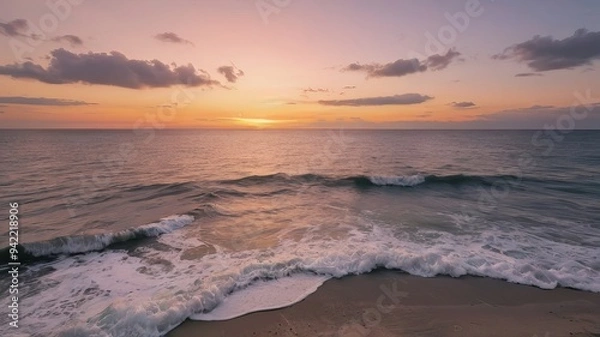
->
[{"left": 190, "top": 274, "right": 330, "bottom": 321}]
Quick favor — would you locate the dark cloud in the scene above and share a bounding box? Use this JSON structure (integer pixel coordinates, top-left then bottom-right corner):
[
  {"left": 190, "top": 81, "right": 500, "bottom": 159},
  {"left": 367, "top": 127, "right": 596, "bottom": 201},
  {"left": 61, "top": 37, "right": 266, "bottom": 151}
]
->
[
  {"left": 450, "top": 101, "right": 477, "bottom": 108},
  {"left": 527, "top": 105, "right": 554, "bottom": 109},
  {"left": 342, "top": 49, "right": 461, "bottom": 78},
  {"left": 0, "top": 19, "right": 29, "bottom": 37},
  {"left": 1, "top": 20, "right": 83, "bottom": 46},
  {"left": 343, "top": 59, "right": 425, "bottom": 78},
  {"left": 155, "top": 32, "right": 193, "bottom": 45},
  {"left": 0, "top": 96, "right": 96, "bottom": 106},
  {"left": 515, "top": 72, "right": 543, "bottom": 77},
  {"left": 343, "top": 85, "right": 356, "bottom": 89},
  {"left": 318, "top": 93, "right": 432, "bottom": 107},
  {"left": 1, "top": 20, "right": 85, "bottom": 50},
  {"left": 302, "top": 87, "right": 329, "bottom": 93},
  {"left": 0, "top": 48, "right": 220, "bottom": 89},
  {"left": 494, "top": 29, "right": 600, "bottom": 71},
  {"left": 217, "top": 65, "right": 245, "bottom": 83},
  {"left": 425, "top": 49, "right": 461, "bottom": 71},
  {"left": 369, "top": 58, "right": 425, "bottom": 77},
  {"left": 51, "top": 35, "right": 84, "bottom": 47},
  {"left": 0, "top": 19, "right": 43, "bottom": 41},
  {"left": 343, "top": 63, "right": 367, "bottom": 72}
]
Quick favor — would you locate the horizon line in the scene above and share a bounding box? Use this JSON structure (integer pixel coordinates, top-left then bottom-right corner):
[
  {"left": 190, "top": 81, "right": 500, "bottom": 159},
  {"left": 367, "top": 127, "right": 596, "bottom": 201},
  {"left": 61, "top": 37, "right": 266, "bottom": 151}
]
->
[{"left": 2, "top": 128, "right": 600, "bottom": 131}]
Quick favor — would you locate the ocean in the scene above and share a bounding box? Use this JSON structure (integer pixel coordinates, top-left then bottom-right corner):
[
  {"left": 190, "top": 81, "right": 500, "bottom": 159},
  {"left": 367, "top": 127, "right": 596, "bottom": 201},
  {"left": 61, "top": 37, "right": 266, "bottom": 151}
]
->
[{"left": 1, "top": 129, "right": 599, "bottom": 337}]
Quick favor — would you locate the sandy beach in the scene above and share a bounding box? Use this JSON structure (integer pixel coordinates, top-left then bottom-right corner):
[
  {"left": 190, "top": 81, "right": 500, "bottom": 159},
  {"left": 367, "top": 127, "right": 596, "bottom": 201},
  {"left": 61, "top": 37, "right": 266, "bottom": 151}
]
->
[{"left": 169, "top": 271, "right": 600, "bottom": 337}]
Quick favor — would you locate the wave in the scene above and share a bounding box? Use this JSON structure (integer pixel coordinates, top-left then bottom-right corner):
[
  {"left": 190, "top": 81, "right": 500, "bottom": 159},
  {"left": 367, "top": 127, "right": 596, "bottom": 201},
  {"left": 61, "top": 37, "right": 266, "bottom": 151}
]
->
[
  {"left": 14, "top": 215, "right": 194, "bottom": 259},
  {"left": 350, "top": 174, "right": 426, "bottom": 186},
  {"left": 19, "top": 221, "right": 600, "bottom": 337},
  {"left": 104, "top": 173, "right": 575, "bottom": 205},
  {"left": 220, "top": 172, "right": 523, "bottom": 188},
  {"left": 124, "top": 181, "right": 197, "bottom": 194}
]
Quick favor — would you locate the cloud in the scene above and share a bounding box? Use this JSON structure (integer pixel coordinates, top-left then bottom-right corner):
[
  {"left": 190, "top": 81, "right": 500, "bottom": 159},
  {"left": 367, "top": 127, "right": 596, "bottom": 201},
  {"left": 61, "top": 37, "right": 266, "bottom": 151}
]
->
[
  {"left": 0, "top": 96, "right": 96, "bottom": 106},
  {"left": 515, "top": 72, "right": 543, "bottom": 77},
  {"left": 425, "top": 49, "right": 461, "bottom": 70},
  {"left": 343, "top": 59, "right": 424, "bottom": 78},
  {"left": 318, "top": 93, "right": 432, "bottom": 107},
  {"left": 306, "top": 103, "right": 600, "bottom": 129},
  {"left": 450, "top": 101, "right": 477, "bottom": 108},
  {"left": 51, "top": 35, "right": 84, "bottom": 47},
  {"left": 1, "top": 20, "right": 84, "bottom": 48},
  {"left": 342, "top": 49, "right": 461, "bottom": 78},
  {"left": 154, "top": 32, "right": 193, "bottom": 45},
  {"left": 217, "top": 65, "right": 245, "bottom": 83},
  {"left": 0, "top": 19, "right": 29, "bottom": 38},
  {"left": 0, "top": 19, "right": 44, "bottom": 41},
  {"left": 302, "top": 87, "right": 329, "bottom": 93},
  {"left": 468, "top": 103, "right": 600, "bottom": 128},
  {"left": 342, "top": 85, "right": 356, "bottom": 89},
  {"left": 494, "top": 29, "right": 600, "bottom": 71},
  {"left": 0, "top": 48, "right": 220, "bottom": 89},
  {"left": 527, "top": 104, "right": 554, "bottom": 109}
]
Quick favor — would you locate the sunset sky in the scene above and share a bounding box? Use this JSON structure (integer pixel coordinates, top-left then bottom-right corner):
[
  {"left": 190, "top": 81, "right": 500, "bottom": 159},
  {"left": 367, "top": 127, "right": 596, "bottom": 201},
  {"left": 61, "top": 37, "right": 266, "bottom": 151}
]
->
[{"left": 1, "top": 0, "right": 599, "bottom": 129}]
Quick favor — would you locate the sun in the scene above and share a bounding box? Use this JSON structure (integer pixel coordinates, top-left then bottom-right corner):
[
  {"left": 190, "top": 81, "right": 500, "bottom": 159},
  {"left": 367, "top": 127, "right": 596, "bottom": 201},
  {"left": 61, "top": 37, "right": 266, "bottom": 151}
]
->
[{"left": 231, "top": 118, "right": 295, "bottom": 128}]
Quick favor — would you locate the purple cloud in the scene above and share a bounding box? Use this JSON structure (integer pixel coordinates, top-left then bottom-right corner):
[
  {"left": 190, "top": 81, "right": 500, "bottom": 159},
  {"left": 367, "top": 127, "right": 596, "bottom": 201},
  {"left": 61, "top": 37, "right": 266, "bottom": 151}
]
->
[
  {"left": 494, "top": 29, "right": 600, "bottom": 71},
  {"left": 0, "top": 19, "right": 29, "bottom": 37},
  {"left": 342, "top": 49, "right": 461, "bottom": 78},
  {"left": 217, "top": 65, "right": 245, "bottom": 83},
  {"left": 450, "top": 101, "right": 477, "bottom": 108},
  {"left": 515, "top": 72, "right": 543, "bottom": 77},
  {"left": 51, "top": 35, "right": 84, "bottom": 47},
  {"left": 319, "top": 93, "right": 433, "bottom": 107},
  {"left": 0, "top": 48, "right": 220, "bottom": 89},
  {"left": 0, "top": 96, "right": 96, "bottom": 106},
  {"left": 155, "top": 32, "right": 193, "bottom": 45}
]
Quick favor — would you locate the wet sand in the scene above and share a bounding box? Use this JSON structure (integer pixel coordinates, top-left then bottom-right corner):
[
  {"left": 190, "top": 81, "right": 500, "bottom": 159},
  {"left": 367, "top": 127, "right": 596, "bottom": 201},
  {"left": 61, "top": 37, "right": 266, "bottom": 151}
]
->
[{"left": 168, "top": 271, "right": 600, "bottom": 337}]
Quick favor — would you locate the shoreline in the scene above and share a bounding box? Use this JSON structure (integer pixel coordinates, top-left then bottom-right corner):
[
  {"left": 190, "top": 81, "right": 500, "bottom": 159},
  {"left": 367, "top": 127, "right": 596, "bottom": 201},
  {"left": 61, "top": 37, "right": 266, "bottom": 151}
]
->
[{"left": 168, "top": 271, "right": 600, "bottom": 337}]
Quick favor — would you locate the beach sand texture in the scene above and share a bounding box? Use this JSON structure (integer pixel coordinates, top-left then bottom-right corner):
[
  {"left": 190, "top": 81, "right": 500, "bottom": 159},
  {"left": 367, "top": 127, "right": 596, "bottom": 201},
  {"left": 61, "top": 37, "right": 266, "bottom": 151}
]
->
[{"left": 170, "top": 271, "right": 600, "bottom": 337}]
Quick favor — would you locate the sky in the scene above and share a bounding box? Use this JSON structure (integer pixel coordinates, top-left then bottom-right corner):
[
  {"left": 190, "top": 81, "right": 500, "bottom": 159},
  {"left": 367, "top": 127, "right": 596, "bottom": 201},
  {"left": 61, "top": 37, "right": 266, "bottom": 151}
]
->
[{"left": 0, "top": 0, "right": 599, "bottom": 129}]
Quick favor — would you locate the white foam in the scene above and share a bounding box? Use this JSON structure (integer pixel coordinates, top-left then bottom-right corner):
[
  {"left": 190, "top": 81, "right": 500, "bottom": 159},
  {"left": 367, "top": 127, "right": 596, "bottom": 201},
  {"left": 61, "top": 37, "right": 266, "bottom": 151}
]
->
[
  {"left": 14, "top": 214, "right": 600, "bottom": 337},
  {"left": 22, "top": 214, "right": 194, "bottom": 257},
  {"left": 190, "top": 274, "right": 330, "bottom": 321},
  {"left": 368, "top": 174, "right": 425, "bottom": 186}
]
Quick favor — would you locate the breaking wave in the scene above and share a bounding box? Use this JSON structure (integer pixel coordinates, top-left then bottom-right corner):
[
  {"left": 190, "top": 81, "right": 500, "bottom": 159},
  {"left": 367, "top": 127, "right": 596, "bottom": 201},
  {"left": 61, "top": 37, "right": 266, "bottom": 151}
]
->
[{"left": 17, "top": 215, "right": 194, "bottom": 258}]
